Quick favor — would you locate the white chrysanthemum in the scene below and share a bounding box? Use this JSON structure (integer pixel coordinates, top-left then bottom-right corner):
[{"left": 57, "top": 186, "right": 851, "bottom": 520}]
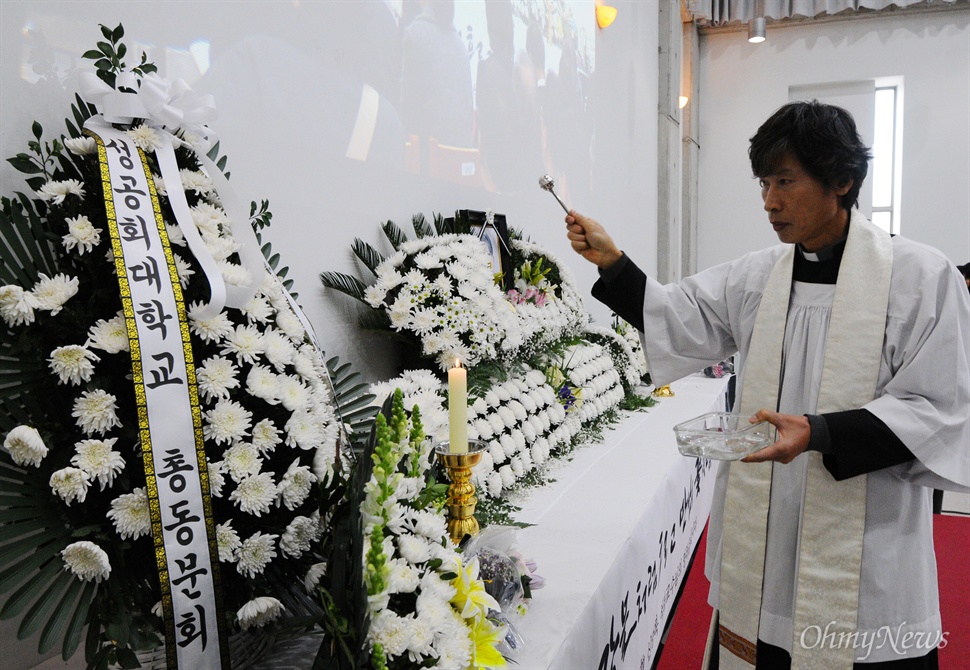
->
[
  {"left": 230, "top": 472, "right": 277, "bottom": 516},
  {"left": 174, "top": 254, "right": 194, "bottom": 288},
  {"left": 48, "top": 344, "right": 99, "bottom": 385},
  {"left": 187, "top": 302, "right": 234, "bottom": 343},
  {"left": 236, "top": 596, "right": 284, "bottom": 630},
  {"left": 274, "top": 309, "right": 305, "bottom": 342},
  {"left": 36, "top": 179, "right": 85, "bottom": 204},
  {"left": 217, "top": 261, "right": 252, "bottom": 288},
  {"left": 223, "top": 442, "right": 262, "bottom": 482},
  {"left": 164, "top": 222, "right": 185, "bottom": 246},
  {"left": 216, "top": 521, "right": 242, "bottom": 562},
  {"left": 61, "top": 541, "right": 110, "bottom": 582},
  {"left": 180, "top": 168, "right": 213, "bottom": 194},
  {"left": 280, "top": 515, "right": 317, "bottom": 558},
  {"left": 284, "top": 410, "right": 325, "bottom": 451},
  {"left": 369, "top": 610, "right": 413, "bottom": 660},
  {"left": 276, "top": 375, "right": 309, "bottom": 412},
  {"left": 106, "top": 487, "right": 151, "bottom": 540},
  {"left": 196, "top": 356, "right": 240, "bottom": 401},
  {"left": 411, "top": 509, "right": 447, "bottom": 541},
  {"left": 261, "top": 330, "right": 295, "bottom": 371},
  {"left": 126, "top": 125, "right": 165, "bottom": 152},
  {"left": 208, "top": 460, "right": 226, "bottom": 498},
  {"left": 61, "top": 215, "right": 101, "bottom": 255},
  {"left": 236, "top": 531, "right": 278, "bottom": 578},
  {"left": 202, "top": 399, "right": 252, "bottom": 445},
  {"left": 63, "top": 136, "right": 97, "bottom": 155},
  {"left": 3, "top": 425, "right": 48, "bottom": 467},
  {"left": 303, "top": 561, "right": 327, "bottom": 592},
  {"left": 49, "top": 467, "right": 91, "bottom": 505},
  {"left": 87, "top": 313, "right": 129, "bottom": 353},
  {"left": 71, "top": 437, "right": 125, "bottom": 490},
  {"left": 245, "top": 365, "right": 280, "bottom": 404},
  {"left": 31, "top": 273, "right": 79, "bottom": 315},
  {"left": 278, "top": 458, "right": 317, "bottom": 510},
  {"left": 396, "top": 533, "right": 433, "bottom": 566},
  {"left": 205, "top": 234, "right": 241, "bottom": 262},
  {"left": 190, "top": 201, "right": 227, "bottom": 236},
  {"left": 251, "top": 418, "right": 282, "bottom": 454},
  {"left": 0, "top": 284, "right": 38, "bottom": 327},
  {"left": 72, "top": 389, "right": 121, "bottom": 435},
  {"left": 241, "top": 295, "right": 272, "bottom": 323},
  {"left": 152, "top": 173, "right": 168, "bottom": 196},
  {"left": 221, "top": 324, "right": 264, "bottom": 364}
]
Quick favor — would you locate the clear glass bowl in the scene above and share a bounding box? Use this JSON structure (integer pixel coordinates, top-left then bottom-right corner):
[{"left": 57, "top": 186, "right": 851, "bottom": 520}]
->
[{"left": 673, "top": 412, "right": 774, "bottom": 460}]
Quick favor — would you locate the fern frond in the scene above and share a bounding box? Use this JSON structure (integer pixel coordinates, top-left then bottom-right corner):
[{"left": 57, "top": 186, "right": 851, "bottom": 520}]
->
[
  {"left": 320, "top": 271, "right": 368, "bottom": 303},
  {"left": 380, "top": 220, "right": 408, "bottom": 250},
  {"left": 351, "top": 239, "right": 385, "bottom": 276}
]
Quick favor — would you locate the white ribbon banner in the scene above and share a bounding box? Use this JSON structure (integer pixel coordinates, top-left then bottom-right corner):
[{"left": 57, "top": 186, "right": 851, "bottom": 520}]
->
[{"left": 87, "top": 121, "right": 227, "bottom": 670}]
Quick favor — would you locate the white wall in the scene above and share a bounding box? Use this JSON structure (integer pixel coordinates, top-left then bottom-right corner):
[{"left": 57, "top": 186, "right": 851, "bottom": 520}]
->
[
  {"left": 695, "top": 9, "right": 970, "bottom": 269},
  {"left": 0, "top": 1, "right": 659, "bottom": 392}
]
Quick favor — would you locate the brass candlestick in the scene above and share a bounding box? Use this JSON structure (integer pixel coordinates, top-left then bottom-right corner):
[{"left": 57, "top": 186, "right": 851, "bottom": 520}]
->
[
  {"left": 652, "top": 384, "right": 675, "bottom": 397},
  {"left": 435, "top": 441, "right": 485, "bottom": 545}
]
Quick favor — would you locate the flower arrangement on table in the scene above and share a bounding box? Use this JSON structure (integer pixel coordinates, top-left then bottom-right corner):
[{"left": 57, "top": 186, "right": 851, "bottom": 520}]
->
[
  {"left": 0, "top": 24, "right": 351, "bottom": 668},
  {"left": 322, "top": 216, "right": 654, "bottom": 519}
]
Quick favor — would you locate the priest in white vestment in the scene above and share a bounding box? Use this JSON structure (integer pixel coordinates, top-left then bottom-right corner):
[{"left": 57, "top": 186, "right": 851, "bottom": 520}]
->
[{"left": 564, "top": 101, "right": 970, "bottom": 670}]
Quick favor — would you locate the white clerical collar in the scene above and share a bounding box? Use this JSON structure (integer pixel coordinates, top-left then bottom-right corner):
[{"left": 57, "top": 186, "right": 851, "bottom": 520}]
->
[{"left": 798, "top": 237, "right": 846, "bottom": 262}]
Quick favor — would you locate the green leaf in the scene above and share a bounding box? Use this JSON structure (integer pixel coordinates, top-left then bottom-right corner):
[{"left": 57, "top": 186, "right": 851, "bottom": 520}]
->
[
  {"left": 38, "top": 577, "right": 84, "bottom": 654},
  {"left": 116, "top": 43, "right": 127, "bottom": 59},
  {"left": 351, "top": 239, "right": 385, "bottom": 276},
  {"left": 111, "top": 23, "right": 124, "bottom": 42},
  {"left": 206, "top": 140, "right": 221, "bottom": 161},
  {"left": 17, "top": 571, "right": 71, "bottom": 640},
  {"left": 380, "top": 219, "right": 408, "bottom": 250},
  {"left": 81, "top": 49, "right": 103, "bottom": 60},
  {"left": 1, "top": 556, "right": 63, "bottom": 620},
  {"left": 411, "top": 212, "right": 435, "bottom": 239},
  {"left": 96, "top": 41, "right": 114, "bottom": 57},
  {"left": 31, "top": 121, "right": 43, "bottom": 140},
  {"left": 6, "top": 155, "right": 42, "bottom": 174},
  {"left": 99, "top": 24, "right": 113, "bottom": 41},
  {"left": 64, "top": 583, "right": 96, "bottom": 660},
  {"left": 320, "top": 271, "right": 367, "bottom": 303}
]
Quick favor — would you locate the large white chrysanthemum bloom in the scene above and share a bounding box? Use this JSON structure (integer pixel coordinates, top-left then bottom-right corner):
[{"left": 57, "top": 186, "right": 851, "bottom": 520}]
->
[
  {"left": 61, "top": 215, "right": 101, "bottom": 255},
  {"left": 36, "top": 179, "right": 85, "bottom": 204},
  {"left": 106, "top": 487, "right": 151, "bottom": 540},
  {"left": 71, "top": 389, "right": 122, "bottom": 436},
  {"left": 61, "top": 541, "right": 111, "bottom": 582},
  {"left": 236, "top": 596, "right": 284, "bottom": 630},
  {"left": 0, "top": 284, "right": 38, "bottom": 327},
  {"left": 202, "top": 398, "right": 252, "bottom": 445},
  {"left": 63, "top": 136, "right": 97, "bottom": 156},
  {"left": 216, "top": 521, "right": 242, "bottom": 562},
  {"left": 49, "top": 467, "right": 91, "bottom": 505},
  {"left": 2, "top": 425, "right": 48, "bottom": 467},
  {"left": 251, "top": 418, "right": 282, "bottom": 454},
  {"left": 87, "top": 313, "right": 130, "bottom": 354},
  {"left": 125, "top": 125, "right": 165, "bottom": 152},
  {"left": 71, "top": 438, "right": 125, "bottom": 490},
  {"left": 303, "top": 561, "right": 327, "bottom": 592},
  {"left": 277, "top": 458, "right": 316, "bottom": 510},
  {"left": 235, "top": 531, "right": 278, "bottom": 578},
  {"left": 222, "top": 442, "right": 262, "bottom": 482},
  {"left": 48, "top": 344, "right": 99, "bottom": 385},
  {"left": 196, "top": 355, "right": 240, "bottom": 401},
  {"left": 31, "top": 273, "right": 79, "bottom": 315},
  {"left": 279, "top": 515, "right": 317, "bottom": 558},
  {"left": 187, "top": 302, "right": 234, "bottom": 343},
  {"left": 229, "top": 472, "right": 277, "bottom": 516}
]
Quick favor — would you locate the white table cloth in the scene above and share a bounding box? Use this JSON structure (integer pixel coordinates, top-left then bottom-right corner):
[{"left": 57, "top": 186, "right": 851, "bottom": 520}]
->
[{"left": 511, "top": 375, "right": 729, "bottom": 669}]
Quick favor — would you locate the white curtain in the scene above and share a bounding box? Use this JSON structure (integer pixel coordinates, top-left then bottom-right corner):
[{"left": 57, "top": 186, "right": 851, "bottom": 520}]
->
[{"left": 688, "top": 0, "right": 964, "bottom": 26}]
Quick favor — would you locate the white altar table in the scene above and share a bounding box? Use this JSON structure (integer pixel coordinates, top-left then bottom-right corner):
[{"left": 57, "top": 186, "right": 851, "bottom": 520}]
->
[{"left": 511, "top": 374, "right": 729, "bottom": 670}]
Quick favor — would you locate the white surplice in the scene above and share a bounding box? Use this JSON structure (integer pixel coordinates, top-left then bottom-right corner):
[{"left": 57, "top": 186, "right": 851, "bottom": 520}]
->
[{"left": 638, "top": 218, "right": 970, "bottom": 664}]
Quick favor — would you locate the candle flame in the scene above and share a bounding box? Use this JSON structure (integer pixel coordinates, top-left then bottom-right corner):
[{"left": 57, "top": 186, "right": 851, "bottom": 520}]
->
[{"left": 454, "top": 358, "right": 463, "bottom": 369}]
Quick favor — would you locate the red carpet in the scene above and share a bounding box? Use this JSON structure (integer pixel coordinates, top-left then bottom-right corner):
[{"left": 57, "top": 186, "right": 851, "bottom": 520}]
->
[{"left": 657, "top": 515, "right": 970, "bottom": 669}]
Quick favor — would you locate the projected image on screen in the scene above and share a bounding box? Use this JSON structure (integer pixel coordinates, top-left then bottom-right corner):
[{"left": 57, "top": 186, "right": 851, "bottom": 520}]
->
[
  {"left": 11, "top": 0, "right": 595, "bottom": 202},
  {"left": 396, "top": 0, "right": 595, "bottom": 197}
]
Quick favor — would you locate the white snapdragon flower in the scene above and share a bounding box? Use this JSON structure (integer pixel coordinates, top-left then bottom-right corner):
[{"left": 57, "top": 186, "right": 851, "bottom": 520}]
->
[
  {"left": 72, "top": 389, "right": 121, "bottom": 435},
  {"left": 61, "top": 541, "right": 110, "bottom": 582},
  {"left": 106, "top": 487, "right": 151, "bottom": 540},
  {"left": 61, "top": 215, "right": 101, "bottom": 255},
  {"left": 50, "top": 467, "right": 91, "bottom": 505},
  {"left": 236, "top": 596, "right": 284, "bottom": 630},
  {"left": 0, "top": 284, "right": 38, "bottom": 327},
  {"left": 36, "top": 179, "right": 85, "bottom": 204},
  {"left": 48, "top": 344, "right": 99, "bottom": 385},
  {"left": 87, "top": 313, "right": 129, "bottom": 353},
  {"left": 3, "top": 425, "right": 48, "bottom": 467},
  {"left": 71, "top": 438, "right": 125, "bottom": 489},
  {"left": 31, "top": 273, "right": 79, "bottom": 315},
  {"left": 236, "top": 531, "right": 278, "bottom": 578}
]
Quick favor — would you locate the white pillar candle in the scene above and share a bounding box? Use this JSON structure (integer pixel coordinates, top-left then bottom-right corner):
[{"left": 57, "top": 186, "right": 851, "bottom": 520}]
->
[{"left": 448, "top": 359, "right": 468, "bottom": 454}]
